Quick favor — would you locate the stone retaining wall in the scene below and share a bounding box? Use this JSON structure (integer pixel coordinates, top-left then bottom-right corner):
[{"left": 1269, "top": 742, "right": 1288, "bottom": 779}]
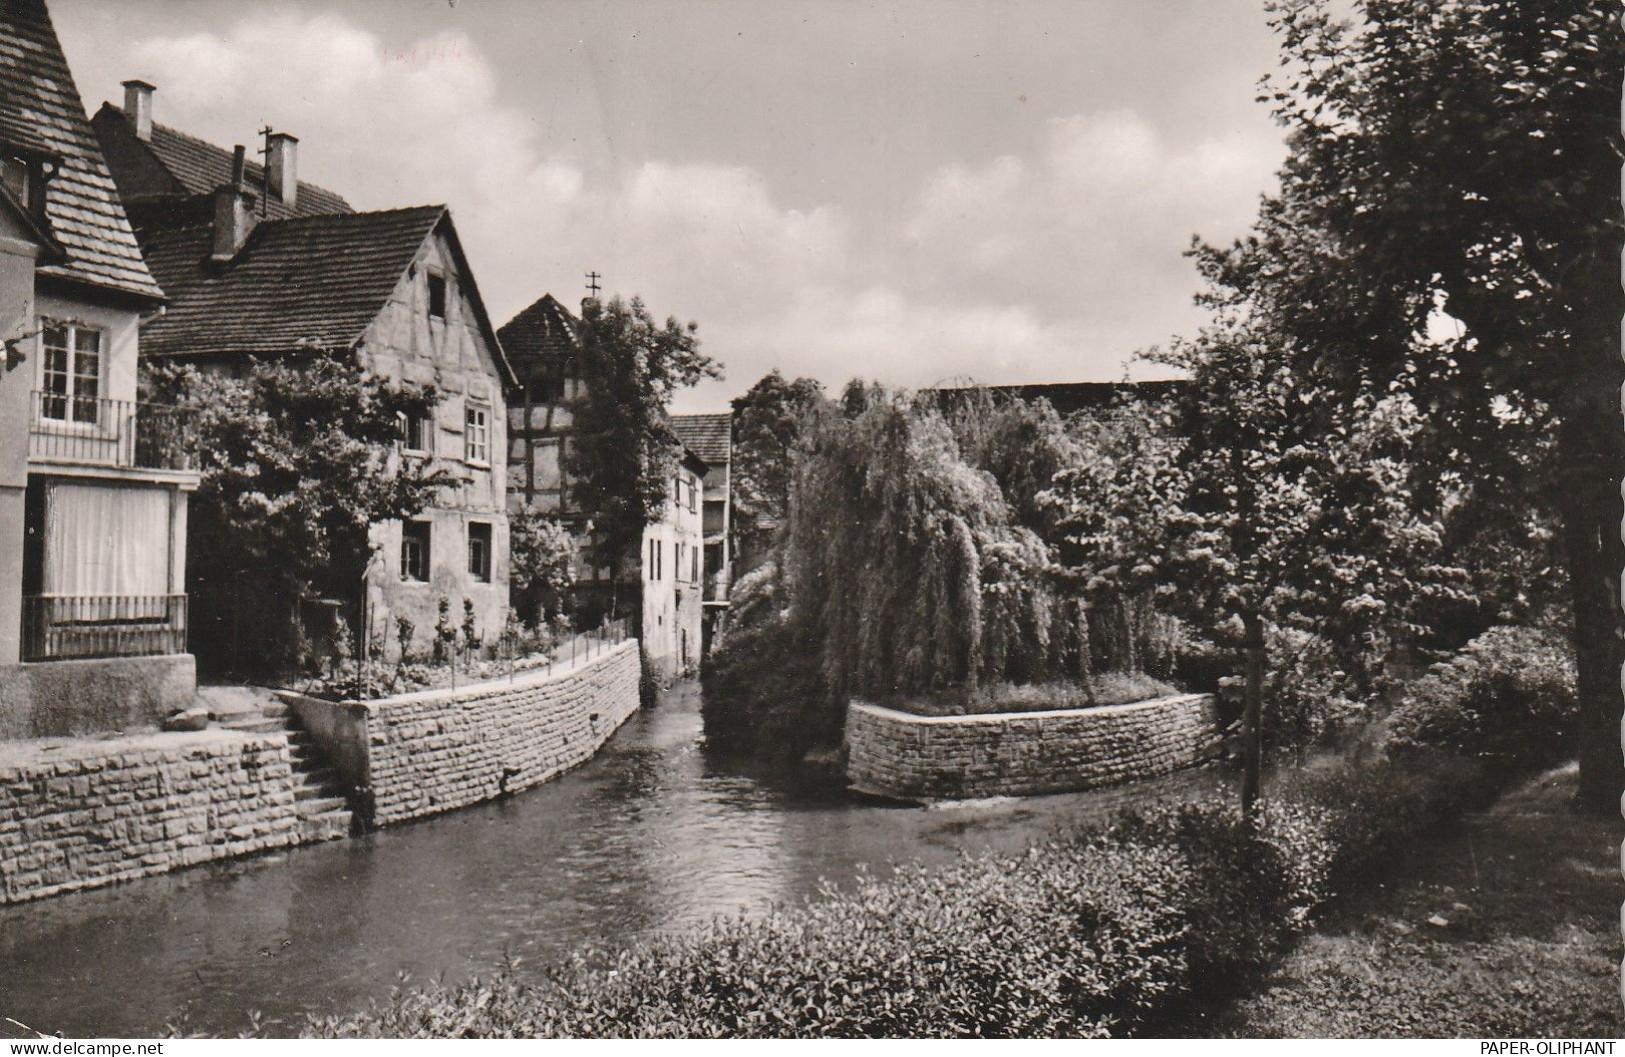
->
[
  {"left": 845, "top": 694, "right": 1221, "bottom": 801},
  {"left": 0, "top": 730, "right": 298, "bottom": 904},
  {"left": 282, "top": 639, "right": 641, "bottom": 827}
]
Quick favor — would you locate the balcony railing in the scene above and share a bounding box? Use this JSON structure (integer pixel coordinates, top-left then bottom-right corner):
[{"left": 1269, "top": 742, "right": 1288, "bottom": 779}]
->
[
  {"left": 22, "top": 594, "right": 188, "bottom": 661},
  {"left": 28, "top": 391, "right": 200, "bottom": 472}
]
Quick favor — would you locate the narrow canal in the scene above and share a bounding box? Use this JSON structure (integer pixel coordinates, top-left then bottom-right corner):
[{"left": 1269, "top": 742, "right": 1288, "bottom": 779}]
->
[{"left": 1, "top": 682, "right": 1227, "bottom": 1038}]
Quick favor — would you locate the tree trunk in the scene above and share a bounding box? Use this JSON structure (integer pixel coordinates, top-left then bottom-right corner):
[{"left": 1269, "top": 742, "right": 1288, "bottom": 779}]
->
[
  {"left": 1559, "top": 397, "right": 1624, "bottom": 813},
  {"left": 1241, "top": 610, "right": 1265, "bottom": 817}
]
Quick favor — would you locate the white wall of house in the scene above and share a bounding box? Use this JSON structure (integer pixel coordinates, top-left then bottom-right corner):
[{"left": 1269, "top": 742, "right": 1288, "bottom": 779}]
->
[
  {"left": 358, "top": 225, "right": 511, "bottom": 661},
  {"left": 0, "top": 212, "right": 41, "bottom": 665},
  {"left": 642, "top": 462, "right": 705, "bottom": 679}
]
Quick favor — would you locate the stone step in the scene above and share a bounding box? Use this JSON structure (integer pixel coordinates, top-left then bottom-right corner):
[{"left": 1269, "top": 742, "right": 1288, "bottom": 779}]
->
[
  {"left": 218, "top": 717, "right": 285, "bottom": 734},
  {"left": 294, "top": 775, "right": 343, "bottom": 800},
  {"left": 297, "top": 809, "right": 352, "bottom": 843},
  {"left": 297, "top": 795, "right": 349, "bottom": 817}
]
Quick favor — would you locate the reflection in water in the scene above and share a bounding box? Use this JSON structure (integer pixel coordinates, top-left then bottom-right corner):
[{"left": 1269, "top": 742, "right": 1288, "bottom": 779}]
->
[{"left": 0, "top": 682, "right": 1226, "bottom": 1038}]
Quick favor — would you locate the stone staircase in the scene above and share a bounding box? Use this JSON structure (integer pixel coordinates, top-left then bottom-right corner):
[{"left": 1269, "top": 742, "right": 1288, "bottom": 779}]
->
[{"left": 197, "top": 686, "right": 354, "bottom": 843}]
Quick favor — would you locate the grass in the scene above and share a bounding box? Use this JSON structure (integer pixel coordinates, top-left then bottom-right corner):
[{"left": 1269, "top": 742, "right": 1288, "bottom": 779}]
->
[
  {"left": 888, "top": 672, "right": 1180, "bottom": 717},
  {"left": 1175, "top": 762, "right": 1622, "bottom": 1038}
]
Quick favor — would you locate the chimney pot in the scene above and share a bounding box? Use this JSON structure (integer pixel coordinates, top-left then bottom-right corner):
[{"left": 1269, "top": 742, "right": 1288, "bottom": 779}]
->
[
  {"left": 121, "top": 80, "right": 155, "bottom": 142},
  {"left": 230, "top": 144, "right": 246, "bottom": 186},
  {"left": 265, "top": 132, "right": 298, "bottom": 208}
]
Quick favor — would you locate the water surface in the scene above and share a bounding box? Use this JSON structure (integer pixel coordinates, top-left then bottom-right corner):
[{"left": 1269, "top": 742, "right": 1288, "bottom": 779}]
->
[{"left": 0, "top": 682, "right": 1225, "bottom": 1038}]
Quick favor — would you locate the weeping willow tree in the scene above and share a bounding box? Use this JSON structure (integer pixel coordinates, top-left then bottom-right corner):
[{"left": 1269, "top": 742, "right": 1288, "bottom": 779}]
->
[{"left": 784, "top": 385, "right": 1088, "bottom": 706}]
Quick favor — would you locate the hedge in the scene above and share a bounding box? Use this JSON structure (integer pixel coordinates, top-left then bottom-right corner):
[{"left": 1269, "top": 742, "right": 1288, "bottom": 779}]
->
[{"left": 297, "top": 752, "right": 1489, "bottom": 1039}]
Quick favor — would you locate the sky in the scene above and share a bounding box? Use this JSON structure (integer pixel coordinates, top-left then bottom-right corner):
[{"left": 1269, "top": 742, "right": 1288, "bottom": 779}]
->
[{"left": 53, "top": 0, "right": 1288, "bottom": 412}]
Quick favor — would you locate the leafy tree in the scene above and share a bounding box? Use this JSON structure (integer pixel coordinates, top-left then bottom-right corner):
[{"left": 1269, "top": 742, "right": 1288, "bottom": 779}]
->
[
  {"left": 1195, "top": 0, "right": 1621, "bottom": 807},
  {"left": 565, "top": 295, "right": 720, "bottom": 607},
  {"left": 1148, "top": 325, "right": 1455, "bottom": 812},
  {"left": 785, "top": 388, "right": 1085, "bottom": 705},
  {"left": 730, "top": 371, "right": 827, "bottom": 568},
  {"left": 508, "top": 509, "right": 578, "bottom": 627},
  {"left": 148, "top": 353, "right": 445, "bottom": 674}
]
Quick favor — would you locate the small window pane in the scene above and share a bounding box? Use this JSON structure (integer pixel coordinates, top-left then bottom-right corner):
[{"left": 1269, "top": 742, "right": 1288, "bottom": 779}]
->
[
  {"left": 428, "top": 273, "right": 447, "bottom": 320},
  {"left": 401, "top": 520, "right": 431, "bottom": 581},
  {"left": 468, "top": 522, "right": 492, "bottom": 582}
]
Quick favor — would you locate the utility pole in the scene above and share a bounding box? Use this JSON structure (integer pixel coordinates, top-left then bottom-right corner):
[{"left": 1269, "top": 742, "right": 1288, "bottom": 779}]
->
[{"left": 584, "top": 271, "right": 601, "bottom": 299}]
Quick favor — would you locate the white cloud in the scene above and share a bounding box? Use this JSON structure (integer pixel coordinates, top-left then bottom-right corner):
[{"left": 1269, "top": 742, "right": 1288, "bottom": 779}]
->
[{"left": 111, "top": 13, "right": 1281, "bottom": 412}]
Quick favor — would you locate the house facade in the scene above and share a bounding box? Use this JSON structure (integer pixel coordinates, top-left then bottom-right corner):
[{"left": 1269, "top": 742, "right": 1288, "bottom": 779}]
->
[
  {"left": 670, "top": 412, "right": 734, "bottom": 655},
  {"left": 94, "top": 86, "right": 514, "bottom": 666},
  {"left": 501, "top": 292, "right": 704, "bottom": 676},
  {"left": 0, "top": 0, "right": 199, "bottom": 738},
  {"left": 641, "top": 452, "right": 706, "bottom": 679}
]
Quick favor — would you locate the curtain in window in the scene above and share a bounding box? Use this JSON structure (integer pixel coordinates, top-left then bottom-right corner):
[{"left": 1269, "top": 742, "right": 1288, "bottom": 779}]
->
[{"left": 43, "top": 482, "right": 170, "bottom": 596}]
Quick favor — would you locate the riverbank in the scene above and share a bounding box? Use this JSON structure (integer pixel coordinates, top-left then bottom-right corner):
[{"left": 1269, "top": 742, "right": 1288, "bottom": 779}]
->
[
  {"left": 1178, "top": 762, "right": 1621, "bottom": 1038},
  {"left": 296, "top": 749, "right": 1488, "bottom": 1038}
]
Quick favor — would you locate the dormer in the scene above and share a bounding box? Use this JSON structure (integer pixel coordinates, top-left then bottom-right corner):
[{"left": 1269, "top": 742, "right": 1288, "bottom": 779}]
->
[{"left": 0, "top": 145, "right": 58, "bottom": 228}]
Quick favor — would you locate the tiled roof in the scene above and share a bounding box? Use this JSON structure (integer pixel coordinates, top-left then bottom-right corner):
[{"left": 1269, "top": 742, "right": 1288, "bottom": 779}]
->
[
  {"left": 671, "top": 412, "right": 731, "bottom": 465},
  {"left": 138, "top": 205, "right": 446, "bottom": 360},
  {"left": 0, "top": 0, "right": 162, "bottom": 300},
  {"left": 498, "top": 293, "right": 578, "bottom": 385},
  {"left": 94, "top": 103, "right": 353, "bottom": 220}
]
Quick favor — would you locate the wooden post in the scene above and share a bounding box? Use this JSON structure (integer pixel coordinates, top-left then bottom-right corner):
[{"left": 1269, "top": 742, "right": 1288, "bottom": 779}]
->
[{"left": 1241, "top": 611, "right": 1265, "bottom": 817}]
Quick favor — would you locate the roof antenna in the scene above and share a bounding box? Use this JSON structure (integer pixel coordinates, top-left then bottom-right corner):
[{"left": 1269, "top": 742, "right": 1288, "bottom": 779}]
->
[
  {"left": 584, "top": 270, "right": 601, "bottom": 299},
  {"left": 256, "top": 125, "right": 274, "bottom": 219}
]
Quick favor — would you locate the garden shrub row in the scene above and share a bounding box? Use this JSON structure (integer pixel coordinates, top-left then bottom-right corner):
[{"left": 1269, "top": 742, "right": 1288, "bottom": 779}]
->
[{"left": 299, "top": 752, "right": 1489, "bottom": 1039}]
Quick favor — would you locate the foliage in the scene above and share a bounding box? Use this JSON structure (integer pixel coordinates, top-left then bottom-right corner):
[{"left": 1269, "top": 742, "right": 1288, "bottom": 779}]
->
[
  {"left": 298, "top": 753, "right": 1487, "bottom": 1039},
  {"left": 508, "top": 510, "right": 578, "bottom": 627},
  {"left": 700, "top": 559, "right": 833, "bottom": 756},
  {"left": 145, "top": 353, "right": 445, "bottom": 674},
  {"left": 565, "top": 295, "right": 720, "bottom": 583},
  {"left": 1147, "top": 330, "right": 1457, "bottom": 697},
  {"left": 785, "top": 386, "right": 1086, "bottom": 704},
  {"left": 1259, "top": 625, "right": 1363, "bottom": 753},
  {"left": 730, "top": 371, "right": 828, "bottom": 568},
  {"left": 891, "top": 673, "right": 1177, "bottom": 718},
  {"left": 1385, "top": 625, "right": 1577, "bottom": 764},
  {"left": 1205, "top": 0, "right": 1623, "bottom": 806}
]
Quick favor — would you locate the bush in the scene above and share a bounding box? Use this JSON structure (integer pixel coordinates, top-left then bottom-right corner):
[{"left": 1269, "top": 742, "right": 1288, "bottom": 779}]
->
[
  {"left": 297, "top": 754, "right": 1487, "bottom": 1039},
  {"left": 889, "top": 673, "right": 1178, "bottom": 718},
  {"left": 1384, "top": 625, "right": 1576, "bottom": 764},
  {"left": 1263, "top": 625, "right": 1365, "bottom": 752}
]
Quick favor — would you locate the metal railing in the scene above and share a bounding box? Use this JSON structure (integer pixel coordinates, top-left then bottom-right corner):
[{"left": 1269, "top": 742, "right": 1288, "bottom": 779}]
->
[
  {"left": 28, "top": 391, "right": 200, "bottom": 472},
  {"left": 21, "top": 594, "right": 189, "bottom": 661}
]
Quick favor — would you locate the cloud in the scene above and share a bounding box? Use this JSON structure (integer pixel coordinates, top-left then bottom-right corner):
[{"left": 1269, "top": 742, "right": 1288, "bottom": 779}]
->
[{"left": 105, "top": 12, "right": 1281, "bottom": 412}]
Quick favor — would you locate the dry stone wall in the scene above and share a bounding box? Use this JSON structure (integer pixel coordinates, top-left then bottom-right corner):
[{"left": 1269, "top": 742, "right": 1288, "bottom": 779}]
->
[
  {"left": 0, "top": 730, "right": 298, "bottom": 904},
  {"left": 286, "top": 640, "right": 641, "bottom": 827},
  {"left": 845, "top": 694, "right": 1221, "bottom": 801}
]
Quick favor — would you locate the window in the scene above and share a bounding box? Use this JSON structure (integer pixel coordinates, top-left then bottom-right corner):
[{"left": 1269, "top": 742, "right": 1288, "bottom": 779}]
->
[
  {"left": 400, "top": 410, "right": 434, "bottom": 453},
  {"left": 464, "top": 405, "right": 489, "bottom": 463},
  {"left": 39, "top": 321, "right": 100, "bottom": 424},
  {"left": 401, "top": 520, "right": 431, "bottom": 581},
  {"left": 692, "top": 546, "right": 699, "bottom": 583},
  {"left": 467, "top": 522, "right": 492, "bottom": 582},
  {"left": 648, "top": 538, "right": 657, "bottom": 580},
  {"left": 688, "top": 475, "right": 698, "bottom": 512},
  {"left": 675, "top": 541, "right": 684, "bottom": 582},
  {"left": 427, "top": 271, "right": 447, "bottom": 320}
]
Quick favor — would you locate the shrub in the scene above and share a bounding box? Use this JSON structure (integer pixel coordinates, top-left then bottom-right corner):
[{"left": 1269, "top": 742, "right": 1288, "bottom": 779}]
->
[
  {"left": 889, "top": 673, "right": 1178, "bottom": 718},
  {"left": 1384, "top": 625, "right": 1577, "bottom": 764},
  {"left": 1264, "top": 625, "right": 1364, "bottom": 752},
  {"left": 297, "top": 753, "right": 1487, "bottom": 1039}
]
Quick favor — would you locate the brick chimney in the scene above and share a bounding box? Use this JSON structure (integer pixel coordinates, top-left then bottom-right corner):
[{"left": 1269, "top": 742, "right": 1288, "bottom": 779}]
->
[
  {"left": 265, "top": 132, "right": 297, "bottom": 208},
  {"left": 211, "top": 145, "right": 256, "bottom": 262},
  {"left": 121, "top": 80, "right": 155, "bottom": 141}
]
